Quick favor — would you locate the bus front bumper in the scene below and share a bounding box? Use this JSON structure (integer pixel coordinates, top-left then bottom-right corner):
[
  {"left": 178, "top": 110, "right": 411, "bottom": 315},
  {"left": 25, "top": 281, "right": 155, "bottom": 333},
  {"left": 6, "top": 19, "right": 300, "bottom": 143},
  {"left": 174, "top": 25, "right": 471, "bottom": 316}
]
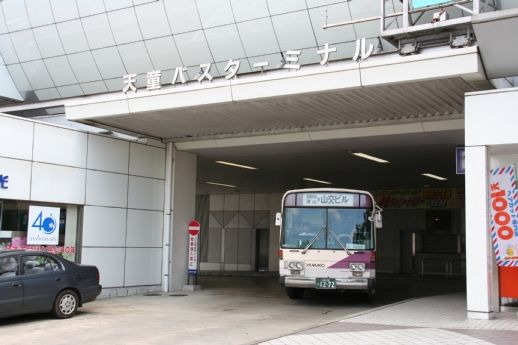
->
[{"left": 281, "top": 276, "right": 371, "bottom": 290}]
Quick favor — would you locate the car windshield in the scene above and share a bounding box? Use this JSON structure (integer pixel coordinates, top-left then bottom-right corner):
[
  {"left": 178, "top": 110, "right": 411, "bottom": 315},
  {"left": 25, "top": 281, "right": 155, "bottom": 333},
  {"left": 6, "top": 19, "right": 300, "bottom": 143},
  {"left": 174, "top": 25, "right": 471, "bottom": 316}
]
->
[{"left": 281, "top": 208, "right": 374, "bottom": 250}]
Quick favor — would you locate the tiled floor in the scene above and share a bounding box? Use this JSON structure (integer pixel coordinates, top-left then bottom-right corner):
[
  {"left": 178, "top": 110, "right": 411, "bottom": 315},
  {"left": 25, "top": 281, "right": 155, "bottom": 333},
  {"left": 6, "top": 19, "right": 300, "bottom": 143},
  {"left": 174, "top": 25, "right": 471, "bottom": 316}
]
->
[{"left": 259, "top": 293, "right": 518, "bottom": 345}]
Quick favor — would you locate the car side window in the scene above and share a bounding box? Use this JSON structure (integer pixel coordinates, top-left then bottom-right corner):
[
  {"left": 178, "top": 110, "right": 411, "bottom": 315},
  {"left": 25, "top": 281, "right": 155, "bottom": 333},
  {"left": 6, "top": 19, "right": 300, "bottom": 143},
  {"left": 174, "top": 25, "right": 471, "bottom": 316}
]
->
[
  {"left": 22, "top": 255, "right": 62, "bottom": 275},
  {"left": 0, "top": 256, "right": 19, "bottom": 278}
]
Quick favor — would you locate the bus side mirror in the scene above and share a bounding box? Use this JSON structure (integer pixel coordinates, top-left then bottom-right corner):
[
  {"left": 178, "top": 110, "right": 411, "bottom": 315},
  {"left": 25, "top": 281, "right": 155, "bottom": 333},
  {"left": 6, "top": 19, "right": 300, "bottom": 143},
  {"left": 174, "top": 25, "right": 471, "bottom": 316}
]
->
[
  {"left": 275, "top": 212, "right": 282, "bottom": 226},
  {"left": 374, "top": 210, "right": 382, "bottom": 229}
]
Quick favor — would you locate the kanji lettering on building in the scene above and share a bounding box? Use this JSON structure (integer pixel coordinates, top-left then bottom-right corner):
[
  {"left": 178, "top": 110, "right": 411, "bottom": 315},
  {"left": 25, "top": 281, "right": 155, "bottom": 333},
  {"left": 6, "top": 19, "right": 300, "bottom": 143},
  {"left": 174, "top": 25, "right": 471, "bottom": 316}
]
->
[
  {"left": 122, "top": 73, "right": 137, "bottom": 94},
  {"left": 0, "top": 175, "right": 8, "bottom": 189},
  {"left": 122, "top": 38, "right": 377, "bottom": 92}
]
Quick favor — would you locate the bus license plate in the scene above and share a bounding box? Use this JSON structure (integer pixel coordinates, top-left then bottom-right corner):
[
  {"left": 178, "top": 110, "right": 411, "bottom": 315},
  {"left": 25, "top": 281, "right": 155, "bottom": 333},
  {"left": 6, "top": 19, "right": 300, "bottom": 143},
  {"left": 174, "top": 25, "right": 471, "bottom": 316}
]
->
[{"left": 315, "top": 278, "right": 336, "bottom": 289}]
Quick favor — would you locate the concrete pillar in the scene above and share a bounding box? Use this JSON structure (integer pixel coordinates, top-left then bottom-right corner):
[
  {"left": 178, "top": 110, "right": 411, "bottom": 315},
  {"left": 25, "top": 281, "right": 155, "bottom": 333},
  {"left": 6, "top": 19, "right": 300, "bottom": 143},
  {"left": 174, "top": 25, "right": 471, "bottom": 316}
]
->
[
  {"left": 465, "top": 145, "right": 499, "bottom": 319},
  {"left": 169, "top": 147, "right": 197, "bottom": 291}
]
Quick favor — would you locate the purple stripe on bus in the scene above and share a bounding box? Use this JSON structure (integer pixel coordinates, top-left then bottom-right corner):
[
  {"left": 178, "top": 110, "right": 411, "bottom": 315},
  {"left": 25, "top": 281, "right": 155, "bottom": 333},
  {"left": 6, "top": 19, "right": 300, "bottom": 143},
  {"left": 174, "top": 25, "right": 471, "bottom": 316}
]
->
[{"left": 327, "top": 252, "right": 374, "bottom": 269}]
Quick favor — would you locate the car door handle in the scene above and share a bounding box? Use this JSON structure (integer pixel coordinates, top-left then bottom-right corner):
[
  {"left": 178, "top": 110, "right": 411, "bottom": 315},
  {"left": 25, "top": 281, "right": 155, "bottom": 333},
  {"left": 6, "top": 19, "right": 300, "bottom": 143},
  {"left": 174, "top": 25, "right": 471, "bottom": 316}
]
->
[
  {"left": 55, "top": 277, "right": 63, "bottom": 282},
  {"left": 11, "top": 282, "right": 21, "bottom": 287}
]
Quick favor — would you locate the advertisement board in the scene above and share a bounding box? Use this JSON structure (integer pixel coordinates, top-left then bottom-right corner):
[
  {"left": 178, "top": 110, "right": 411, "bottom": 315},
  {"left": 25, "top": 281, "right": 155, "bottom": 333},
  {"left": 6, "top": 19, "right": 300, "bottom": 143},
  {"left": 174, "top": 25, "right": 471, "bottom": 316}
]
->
[
  {"left": 412, "top": 0, "right": 455, "bottom": 9},
  {"left": 27, "top": 206, "right": 60, "bottom": 245},
  {"left": 489, "top": 164, "right": 518, "bottom": 267}
]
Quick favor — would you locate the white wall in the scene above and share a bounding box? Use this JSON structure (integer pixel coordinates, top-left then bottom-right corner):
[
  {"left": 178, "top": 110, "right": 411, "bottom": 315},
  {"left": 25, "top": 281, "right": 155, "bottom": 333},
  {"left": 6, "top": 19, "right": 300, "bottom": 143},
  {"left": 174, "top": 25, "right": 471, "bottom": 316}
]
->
[
  {"left": 0, "top": 113, "right": 166, "bottom": 293},
  {"left": 464, "top": 88, "right": 518, "bottom": 318}
]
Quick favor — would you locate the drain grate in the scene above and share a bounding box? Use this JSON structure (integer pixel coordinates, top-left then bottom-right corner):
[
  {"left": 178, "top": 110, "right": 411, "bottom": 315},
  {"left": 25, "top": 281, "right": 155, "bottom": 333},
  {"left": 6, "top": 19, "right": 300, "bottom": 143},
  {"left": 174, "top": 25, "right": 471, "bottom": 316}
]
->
[
  {"left": 169, "top": 294, "right": 187, "bottom": 297},
  {"left": 144, "top": 293, "right": 162, "bottom": 296}
]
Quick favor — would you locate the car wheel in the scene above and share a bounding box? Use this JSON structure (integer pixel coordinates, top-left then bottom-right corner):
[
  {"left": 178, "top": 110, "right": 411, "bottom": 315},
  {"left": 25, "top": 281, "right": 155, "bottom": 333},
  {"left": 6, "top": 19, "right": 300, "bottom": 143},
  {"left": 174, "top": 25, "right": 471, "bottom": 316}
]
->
[
  {"left": 53, "top": 289, "right": 79, "bottom": 319},
  {"left": 286, "top": 287, "right": 305, "bottom": 299}
]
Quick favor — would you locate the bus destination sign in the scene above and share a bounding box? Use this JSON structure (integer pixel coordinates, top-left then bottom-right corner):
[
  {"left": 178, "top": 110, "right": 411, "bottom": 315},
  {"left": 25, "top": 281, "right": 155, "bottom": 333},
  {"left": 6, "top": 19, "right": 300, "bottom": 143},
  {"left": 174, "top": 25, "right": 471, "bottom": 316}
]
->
[{"left": 301, "top": 193, "right": 354, "bottom": 207}]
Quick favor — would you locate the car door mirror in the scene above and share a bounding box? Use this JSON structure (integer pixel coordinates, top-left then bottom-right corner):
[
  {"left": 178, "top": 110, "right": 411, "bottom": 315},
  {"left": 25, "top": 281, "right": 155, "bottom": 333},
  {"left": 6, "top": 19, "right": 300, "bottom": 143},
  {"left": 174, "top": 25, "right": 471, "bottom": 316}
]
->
[
  {"left": 374, "top": 210, "right": 383, "bottom": 229},
  {"left": 275, "top": 212, "right": 282, "bottom": 226}
]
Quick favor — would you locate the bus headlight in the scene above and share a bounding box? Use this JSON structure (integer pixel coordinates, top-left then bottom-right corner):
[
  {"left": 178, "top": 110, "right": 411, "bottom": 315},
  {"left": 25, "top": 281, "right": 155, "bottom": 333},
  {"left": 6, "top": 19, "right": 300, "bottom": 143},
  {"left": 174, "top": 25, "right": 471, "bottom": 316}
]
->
[
  {"left": 349, "top": 263, "right": 366, "bottom": 272},
  {"left": 287, "top": 261, "right": 304, "bottom": 270}
]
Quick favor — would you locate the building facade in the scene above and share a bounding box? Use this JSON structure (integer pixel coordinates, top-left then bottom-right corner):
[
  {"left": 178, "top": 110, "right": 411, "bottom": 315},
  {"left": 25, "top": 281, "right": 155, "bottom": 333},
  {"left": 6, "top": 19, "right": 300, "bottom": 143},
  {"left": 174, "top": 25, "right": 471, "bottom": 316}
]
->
[{"left": 1, "top": 0, "right": 518, "bottom": 318}]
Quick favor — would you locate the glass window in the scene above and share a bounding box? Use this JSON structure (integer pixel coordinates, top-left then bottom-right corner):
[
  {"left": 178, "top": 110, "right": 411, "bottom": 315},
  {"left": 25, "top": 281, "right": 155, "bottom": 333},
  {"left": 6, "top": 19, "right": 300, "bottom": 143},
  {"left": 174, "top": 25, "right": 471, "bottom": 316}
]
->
[
  {"left": 231, "top": 0, "right": 269, "bottom": 22},
  {"left": 82, "top": 13, "right": 116, "bottom": 50},
  {"left": 33, "top": 25, "right": 66, "bottom": 59},
  {"left": 205, "top": 24, "right": 246, "bottom": 62},
  {"left": 282, "top": 208, "right": 326, "bottom": 249},
  {"left": 22, "top": 255, "right": 62, "bottom": 275},
  {"left": 0, "top": 201, "right": 79, "bottom": 262},
  {"left": 308, "top": 3, "right": 356, "bottom": 45},
  {"left": 105, "top": 0, "right": 133, "bottom": 12},
  {"left": 164, "top": 0, "right": 202, "bottom": 34},
  {"left": 0, "top": 256, "right": 19, "bottom": 278},
  {"left": 57, "top": 20, "right": 90, "bottom": 54},
  {"left": 174, "top": 30, "right": 214, "bottom": 66},
  {"left": 81, "top": 81, "right": 108, "bottom": 95},
  {"left": 6, "top": 64, "right": 32, "bottom": 92},
  {"left": 50, "top": 0, "right": 80, "bottom": 23},
  {"left": 271, "top": 10, "right": 317, "bottom": 51},
  {"left": 26, "top": 0, "right": 54, "bottom": 28},
  {"left": 0, "top": 34, "right": 19, "bottom": 64},
  {"left": 34, "top": 88, "right": 61, "bottom": 101},
  {"left": 327, "top": 208, "right": 373, "bottom": 250},
  {"left": 237, "top": 18, "right": 279, "bottom": 57},
  {"left": 145, "top": 36, "right": 183, "bottom": 71},
  {"left": 267, "top": 0, "right": 307, "bottom": 16},
  {"left": 44, "top": 56, "right": 78, "bottom": 86},
  {"left": 135, "top": 1, "right": 172, "bottom": 40},
  {"left": 281, "top": 207, "right": 374, "bottom": 250},
  {"left": 21, "top": 60, "right": 54, "bottom": 89},
  {"left": 0, "top": 7, "right": 8, "bottom": 34},
  {"left": 92, "top": 47, "right": 127, "bottom": 79},
  {"left": 67, "top": 52, "right": 102, "bottom": 83},
  {"left": 107, "top": 7, "right": 143, "bottom": 45},
  {"left": 76, "top": 0, "right": 105, "bottom": 17},
  {"left": 57, "top": 85, "right": 84, "bottom": 98},
  {"left": 118, "top": 41, "right": 154, "bottom": 74},
  {"left": 11, "top": 30, "right": 41, "bottom": 62},
  {"left": 2, "top": 0, "right": 31, "bottom": 32},
  {"left": 196, "top": 0, "right": 235, "bottom": 28}
]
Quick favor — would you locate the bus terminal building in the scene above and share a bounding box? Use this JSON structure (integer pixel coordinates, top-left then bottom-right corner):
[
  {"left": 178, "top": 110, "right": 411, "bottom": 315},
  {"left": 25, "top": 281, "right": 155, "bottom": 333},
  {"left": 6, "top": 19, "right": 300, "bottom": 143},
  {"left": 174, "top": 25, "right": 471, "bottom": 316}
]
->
[{"left": 1, "top": 0, "right": 518, "bottom": 320}]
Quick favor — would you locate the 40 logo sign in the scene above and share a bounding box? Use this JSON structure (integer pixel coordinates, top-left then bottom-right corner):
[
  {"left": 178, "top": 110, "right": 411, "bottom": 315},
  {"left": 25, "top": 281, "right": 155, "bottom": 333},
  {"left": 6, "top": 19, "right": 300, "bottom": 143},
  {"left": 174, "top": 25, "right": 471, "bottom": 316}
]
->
[
  {"left": 32, "top": 211, "right": 57, "bottom": 234},
  {"left": 27, "top": 206, "right": 60, "bottom": 245}
]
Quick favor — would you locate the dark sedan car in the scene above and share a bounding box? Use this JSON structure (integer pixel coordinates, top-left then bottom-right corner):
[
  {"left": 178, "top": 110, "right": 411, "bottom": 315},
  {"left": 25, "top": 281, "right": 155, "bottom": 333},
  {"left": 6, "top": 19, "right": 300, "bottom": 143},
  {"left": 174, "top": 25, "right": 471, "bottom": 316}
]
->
[{"left": 0, "top": 250, "right": 101, "bottom": 319}]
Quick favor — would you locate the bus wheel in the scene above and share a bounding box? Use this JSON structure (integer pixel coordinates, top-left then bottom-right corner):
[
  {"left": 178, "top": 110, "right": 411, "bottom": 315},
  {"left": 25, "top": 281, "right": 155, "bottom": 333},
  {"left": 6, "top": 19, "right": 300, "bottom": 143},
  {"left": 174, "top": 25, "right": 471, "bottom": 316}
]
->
[
  {"left": 365, "top": 288, "right": 375, "bottom": 302},
  {"left": 286, "top": 287, "right": 305, "bottom": 299}
]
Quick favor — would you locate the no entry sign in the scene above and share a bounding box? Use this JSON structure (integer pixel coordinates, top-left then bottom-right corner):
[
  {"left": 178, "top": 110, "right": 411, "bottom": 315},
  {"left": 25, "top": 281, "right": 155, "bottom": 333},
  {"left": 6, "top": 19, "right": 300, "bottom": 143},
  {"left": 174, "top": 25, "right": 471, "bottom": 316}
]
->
[{"left": 188, "top": 220, "right": 201, "bottom": 274}]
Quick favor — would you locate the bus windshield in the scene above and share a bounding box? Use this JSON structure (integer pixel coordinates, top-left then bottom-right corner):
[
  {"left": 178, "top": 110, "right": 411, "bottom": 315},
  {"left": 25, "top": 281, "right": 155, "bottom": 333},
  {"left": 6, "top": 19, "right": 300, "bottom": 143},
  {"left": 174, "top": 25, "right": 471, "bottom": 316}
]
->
[{"left": 281, "top": 207, "right": 374, "bottom": 250}]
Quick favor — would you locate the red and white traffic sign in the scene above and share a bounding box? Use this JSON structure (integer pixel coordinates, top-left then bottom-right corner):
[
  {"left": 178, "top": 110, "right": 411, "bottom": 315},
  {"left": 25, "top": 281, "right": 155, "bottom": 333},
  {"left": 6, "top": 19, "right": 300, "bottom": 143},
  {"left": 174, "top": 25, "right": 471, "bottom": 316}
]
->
[
  {"left": 188, "top": 220, "right": 201, "bottom": 274},
  {"left": 188, "top": 220, "right": 200, "bottom": 236}
]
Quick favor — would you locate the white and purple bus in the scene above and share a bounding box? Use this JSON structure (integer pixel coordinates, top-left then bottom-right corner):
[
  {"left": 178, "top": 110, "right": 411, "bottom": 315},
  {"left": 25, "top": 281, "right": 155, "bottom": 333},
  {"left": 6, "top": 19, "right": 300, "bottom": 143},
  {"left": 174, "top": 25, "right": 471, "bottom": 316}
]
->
[{"left": 276, "top": 188, "right": 382, "bottom": 299}]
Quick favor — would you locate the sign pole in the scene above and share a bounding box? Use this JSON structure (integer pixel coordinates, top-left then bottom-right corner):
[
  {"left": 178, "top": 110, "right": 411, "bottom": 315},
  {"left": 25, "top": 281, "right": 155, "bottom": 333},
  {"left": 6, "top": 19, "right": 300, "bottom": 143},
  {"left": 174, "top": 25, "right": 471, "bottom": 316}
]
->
[{"left": 185, "top": 219, "right": 202, "bottom": 291}]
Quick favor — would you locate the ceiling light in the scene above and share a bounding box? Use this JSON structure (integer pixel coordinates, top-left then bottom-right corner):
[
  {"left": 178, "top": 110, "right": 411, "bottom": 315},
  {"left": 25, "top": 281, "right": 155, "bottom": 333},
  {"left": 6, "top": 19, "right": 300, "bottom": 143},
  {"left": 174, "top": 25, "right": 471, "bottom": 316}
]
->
[
  {"left": 206, "top": 182, "right": 237, "bottom": 188},
  {"left": 352, "top": 152, "right": 389, "bottom": 164},
  {"left": 421, "top": 173, "right": 447, "bottom": 181},
  {"left": 215, "top": 160, "right": 257, "bottom": 170},
  {"left": 303, "top": 177, "right": 332, "bottom": 185}
]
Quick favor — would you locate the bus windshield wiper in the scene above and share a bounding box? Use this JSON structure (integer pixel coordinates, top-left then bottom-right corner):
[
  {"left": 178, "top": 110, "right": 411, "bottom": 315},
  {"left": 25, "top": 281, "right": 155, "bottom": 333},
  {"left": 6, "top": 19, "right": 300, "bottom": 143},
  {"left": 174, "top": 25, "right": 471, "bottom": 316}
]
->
[
  {"left": 328, "top": 228, "right": 351, "bottom": 255},
  {"left": 302, "top": 226, "right": 326, "bottom": 254}
]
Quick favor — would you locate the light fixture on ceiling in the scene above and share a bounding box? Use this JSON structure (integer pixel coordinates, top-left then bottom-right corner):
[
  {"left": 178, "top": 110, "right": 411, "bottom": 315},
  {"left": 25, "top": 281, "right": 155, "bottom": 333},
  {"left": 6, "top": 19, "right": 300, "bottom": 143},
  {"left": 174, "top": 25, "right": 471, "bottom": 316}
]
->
[
  {"left": 206, "top": 181, "right": 237, "bottom": 188},
  {"left": 215, "top": 160, "right": 257, "bottom": 170},
  {"left": 303, "top": 177, "right": 332, "bottom": 185},
  {"left": 351, "top": 152, "right": 389, "bottom": 164},
  {"left": 421, "top": 173, "right": 447, "bottom": 181}
]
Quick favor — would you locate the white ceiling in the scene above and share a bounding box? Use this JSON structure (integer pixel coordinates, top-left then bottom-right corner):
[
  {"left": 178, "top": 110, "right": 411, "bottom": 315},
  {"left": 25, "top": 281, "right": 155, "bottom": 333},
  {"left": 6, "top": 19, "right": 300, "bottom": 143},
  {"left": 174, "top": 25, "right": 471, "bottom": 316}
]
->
[{"left": 86, "top": 77, "right": 472, "bottom": 141}]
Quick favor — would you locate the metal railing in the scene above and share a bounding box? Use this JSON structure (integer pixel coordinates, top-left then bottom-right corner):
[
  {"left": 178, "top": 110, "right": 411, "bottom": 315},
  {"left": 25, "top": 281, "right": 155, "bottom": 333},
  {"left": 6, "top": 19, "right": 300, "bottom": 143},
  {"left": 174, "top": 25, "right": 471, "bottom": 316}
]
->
[{"left": 322, "top": 1, "right": 490, "bottom": 34}]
